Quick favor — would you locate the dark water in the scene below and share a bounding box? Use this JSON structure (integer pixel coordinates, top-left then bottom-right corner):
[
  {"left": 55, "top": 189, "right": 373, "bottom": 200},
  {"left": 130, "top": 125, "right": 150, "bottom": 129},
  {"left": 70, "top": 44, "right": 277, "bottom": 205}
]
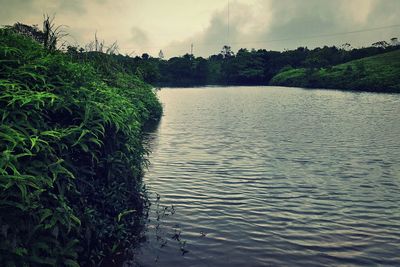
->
[{"left": 137, "top": 86, "right": 400, "bottom": 267}]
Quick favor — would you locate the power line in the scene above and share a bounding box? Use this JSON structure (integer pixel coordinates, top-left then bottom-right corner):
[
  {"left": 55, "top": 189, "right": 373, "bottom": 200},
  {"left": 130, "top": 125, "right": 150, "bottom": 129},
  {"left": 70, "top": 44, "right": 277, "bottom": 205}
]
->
[
  {"left": 229, "top": 24, "right": 400, "bottom": 46},
  {"left": 194, "top": 24, "right": 400, "bottom": 47},
  {"left": 117, "top": 24, "right": 400, "bottom": 51}
]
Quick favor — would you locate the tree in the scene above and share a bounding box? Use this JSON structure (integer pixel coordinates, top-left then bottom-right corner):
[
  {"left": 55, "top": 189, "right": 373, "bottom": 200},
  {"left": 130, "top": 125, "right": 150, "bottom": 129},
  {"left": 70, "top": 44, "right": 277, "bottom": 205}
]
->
[
  {"left": 340, "top": 43, "right": 352, "bottom": 51},
  {"left": 220, "top": 45, "right": 234, "bottom": 59},
  {"left": 142, "top": 53, "right": 150, "bottom": 60},
  {"left": 390, "top": 37, "right": 399, "bottom": 46},
  {"left": 372, "top": 41, "right": 389, "bottom": 48},
  {"left": 158, "top": 50, "right": 164, "bottom": 59},
  {"left": 67, "top": 45, "right": 79, "bottom": 58}
]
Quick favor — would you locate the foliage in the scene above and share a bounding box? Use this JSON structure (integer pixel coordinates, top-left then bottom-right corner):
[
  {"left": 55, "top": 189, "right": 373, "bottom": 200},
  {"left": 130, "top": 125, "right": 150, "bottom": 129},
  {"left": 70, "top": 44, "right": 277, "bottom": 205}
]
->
[
  {"left": 0, "top": 27, "right": 161, "bottom": 266},
  {"left": 8, "top": 15, "right": 67, "bottom": 52},
  {"left": 92, "top": 40, "right": 400, "bottom": 88},
  {"left": 42, "top": 14, "right": 68, "bottom": 52},
  {"left": 270, "top": 50, "right": 400, "bottom": 92}
]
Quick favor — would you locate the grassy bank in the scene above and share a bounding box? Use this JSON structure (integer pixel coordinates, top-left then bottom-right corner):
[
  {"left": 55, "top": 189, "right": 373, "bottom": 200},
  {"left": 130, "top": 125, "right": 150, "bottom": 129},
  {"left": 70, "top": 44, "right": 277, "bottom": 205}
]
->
[
  {"left": 0, "top": 27, "right": 161, "bottom": 266},
  {"left": 270, "top": 50, "right": 400, "bottom": 92}
]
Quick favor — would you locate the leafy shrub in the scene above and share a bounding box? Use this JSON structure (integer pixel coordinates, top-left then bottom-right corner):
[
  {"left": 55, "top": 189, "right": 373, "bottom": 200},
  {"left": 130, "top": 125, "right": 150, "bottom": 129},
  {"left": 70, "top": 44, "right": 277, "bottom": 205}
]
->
[{"left": 0, "top": 28, "right": 161, "bottom": 266}]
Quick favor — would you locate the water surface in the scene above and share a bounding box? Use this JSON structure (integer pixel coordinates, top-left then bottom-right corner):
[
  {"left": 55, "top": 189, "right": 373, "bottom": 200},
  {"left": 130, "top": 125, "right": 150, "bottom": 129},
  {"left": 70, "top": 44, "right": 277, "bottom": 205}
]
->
[{"left": 137, "top": 86, "right": 400, "bottom": 266}]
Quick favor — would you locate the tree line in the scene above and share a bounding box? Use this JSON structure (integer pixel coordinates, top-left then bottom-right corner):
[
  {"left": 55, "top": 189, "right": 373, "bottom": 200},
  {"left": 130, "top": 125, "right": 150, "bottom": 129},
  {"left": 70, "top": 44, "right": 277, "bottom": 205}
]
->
[
  {"left": 67, "top": 39, "right": 400, "bottom": 87},
  {"left": 11, "top": 21, "right": 400, "bottom": 87}
]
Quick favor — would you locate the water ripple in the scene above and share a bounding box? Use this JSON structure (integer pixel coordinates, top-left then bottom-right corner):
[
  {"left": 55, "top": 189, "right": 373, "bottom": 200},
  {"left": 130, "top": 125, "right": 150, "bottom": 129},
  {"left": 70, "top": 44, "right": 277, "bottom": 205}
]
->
[{"left": 137, "top": 87, "right": 400, "bottom": 267}]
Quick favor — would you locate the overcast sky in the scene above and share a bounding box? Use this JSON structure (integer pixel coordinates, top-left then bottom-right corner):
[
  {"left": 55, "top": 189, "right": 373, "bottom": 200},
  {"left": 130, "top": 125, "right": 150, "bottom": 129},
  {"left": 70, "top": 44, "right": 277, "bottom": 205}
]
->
[{"left": 1, "top": 0, "right": 399, "bottom": 57}]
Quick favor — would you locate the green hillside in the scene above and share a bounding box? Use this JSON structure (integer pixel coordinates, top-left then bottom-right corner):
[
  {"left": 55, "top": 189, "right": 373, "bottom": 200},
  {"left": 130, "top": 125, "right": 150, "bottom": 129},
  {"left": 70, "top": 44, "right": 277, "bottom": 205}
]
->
[{"left": 270, "top": 50, "right": 400, "bottom": 92}]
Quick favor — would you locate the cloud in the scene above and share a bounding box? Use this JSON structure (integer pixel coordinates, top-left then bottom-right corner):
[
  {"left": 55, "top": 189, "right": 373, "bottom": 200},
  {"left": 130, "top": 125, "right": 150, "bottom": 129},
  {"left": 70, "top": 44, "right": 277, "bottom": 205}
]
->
[
  {"left": 0, "top": 0, "right": 87, "bottom": 23},
  {"left": 163, "top": 0, "right": 400, "bottom": 57},
  {"left": 1, "top": 0, "right": 399, "bottom": 57},
  {"left": 0, "top": 0, "right": 37, "bottom": 23},
  {"left": 130, "top": 27, "right": 149, "bottom": 47},
  {"left": 57, "top": 0, "right": 87, "bottom": 15}
]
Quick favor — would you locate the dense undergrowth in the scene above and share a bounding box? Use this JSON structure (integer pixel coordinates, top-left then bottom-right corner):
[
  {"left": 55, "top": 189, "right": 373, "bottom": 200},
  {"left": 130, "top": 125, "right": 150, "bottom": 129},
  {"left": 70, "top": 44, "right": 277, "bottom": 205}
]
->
[
  {"left": 270, "top": 50, "right": 400, "bottom": 92},
  {"left": 0, "top": 28, "right": 162, "bottom": 266}
]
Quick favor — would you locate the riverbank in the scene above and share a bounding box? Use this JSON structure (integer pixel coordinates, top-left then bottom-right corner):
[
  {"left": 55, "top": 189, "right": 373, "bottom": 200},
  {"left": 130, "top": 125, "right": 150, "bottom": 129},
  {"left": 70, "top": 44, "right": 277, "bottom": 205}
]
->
[
  {"left": 270, "top": 50, "right": 400, "bottom": 93},
  {"left": 0, "top": 28, "right": 161, "bottom": 265},
  {"left": 151, "top": 49, "right": 400, "bottom": 93}
]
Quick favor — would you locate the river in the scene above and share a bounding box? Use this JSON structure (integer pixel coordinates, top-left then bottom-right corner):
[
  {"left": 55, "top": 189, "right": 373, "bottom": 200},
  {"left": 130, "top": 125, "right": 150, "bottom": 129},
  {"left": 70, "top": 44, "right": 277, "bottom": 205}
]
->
[{"left": 136, "top": 86, "right": 400, "bottom": 267}]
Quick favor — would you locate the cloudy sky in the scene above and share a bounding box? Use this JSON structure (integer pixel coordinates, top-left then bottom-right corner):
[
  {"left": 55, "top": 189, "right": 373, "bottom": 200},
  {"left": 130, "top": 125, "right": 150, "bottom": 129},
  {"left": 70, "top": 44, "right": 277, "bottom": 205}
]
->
[{"left": 1, "top": 0, "right": 399, "bottom": 57}]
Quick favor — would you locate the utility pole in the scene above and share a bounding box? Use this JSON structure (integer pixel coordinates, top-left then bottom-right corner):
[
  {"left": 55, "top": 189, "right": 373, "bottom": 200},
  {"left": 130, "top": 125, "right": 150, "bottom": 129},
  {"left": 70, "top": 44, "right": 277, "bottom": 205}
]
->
[
  {"left": 228, "top": 0, "right": 230, "bottom": 45},
  {"left": 191, "top": 43, "right": 194, "bottom": 56}
]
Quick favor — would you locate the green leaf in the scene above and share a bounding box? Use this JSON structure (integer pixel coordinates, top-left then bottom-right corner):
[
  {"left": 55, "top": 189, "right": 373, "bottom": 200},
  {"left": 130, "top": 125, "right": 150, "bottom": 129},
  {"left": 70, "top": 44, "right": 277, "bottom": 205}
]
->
[
  {"left": 117, "top": 209, "right": 136, "bottom": 222},
  {"left": 72, "top": 129, "right": 90, "bottom": 146},
  {"left": 39, "top": 209, "right": 53, "bottom": 223},
  {"left": 64, "top": 259, "right": 80, "bottom": 267},
  {"left": 70, "top": 214, "right": 81, "bottom": 226}
]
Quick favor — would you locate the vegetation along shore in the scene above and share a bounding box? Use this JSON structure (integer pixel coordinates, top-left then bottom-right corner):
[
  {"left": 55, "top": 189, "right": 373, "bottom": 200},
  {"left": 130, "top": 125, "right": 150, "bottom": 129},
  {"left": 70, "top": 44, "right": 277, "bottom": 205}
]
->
[
  {"left": 270, "top": 49, "right": 400, "bottom": 92},
  {"left": 111, "top": 42, "right": 400, "bottom": 92},
  {"left": 0, "top": 22, "right": 162, "bottom": 266}
]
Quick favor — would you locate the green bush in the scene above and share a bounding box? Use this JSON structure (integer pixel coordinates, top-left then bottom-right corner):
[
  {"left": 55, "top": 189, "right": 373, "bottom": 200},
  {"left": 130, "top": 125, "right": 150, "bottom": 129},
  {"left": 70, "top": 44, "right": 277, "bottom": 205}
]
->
[{"left": 0, "top": 28, "right": 161, "bottom": 266}]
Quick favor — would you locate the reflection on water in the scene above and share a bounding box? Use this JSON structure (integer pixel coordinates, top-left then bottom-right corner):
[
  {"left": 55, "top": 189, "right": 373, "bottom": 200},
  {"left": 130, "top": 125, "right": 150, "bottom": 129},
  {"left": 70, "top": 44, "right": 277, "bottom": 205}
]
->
[{"left": 137, "top": 86, "right": 400, "bottom": 266}]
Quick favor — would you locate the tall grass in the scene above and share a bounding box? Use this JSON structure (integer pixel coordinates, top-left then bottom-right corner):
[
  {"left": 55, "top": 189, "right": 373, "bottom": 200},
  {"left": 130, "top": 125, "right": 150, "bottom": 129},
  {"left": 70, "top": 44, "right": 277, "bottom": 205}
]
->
[{"left": 0, "top": 27, "right": 161, "bottom": 266}]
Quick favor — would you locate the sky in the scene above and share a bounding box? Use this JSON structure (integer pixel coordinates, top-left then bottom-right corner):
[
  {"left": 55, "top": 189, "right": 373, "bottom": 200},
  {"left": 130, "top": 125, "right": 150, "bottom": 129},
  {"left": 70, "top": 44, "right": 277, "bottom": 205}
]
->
[{"left": 1, "top": 0, "right": 400, "bottom": 58}]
